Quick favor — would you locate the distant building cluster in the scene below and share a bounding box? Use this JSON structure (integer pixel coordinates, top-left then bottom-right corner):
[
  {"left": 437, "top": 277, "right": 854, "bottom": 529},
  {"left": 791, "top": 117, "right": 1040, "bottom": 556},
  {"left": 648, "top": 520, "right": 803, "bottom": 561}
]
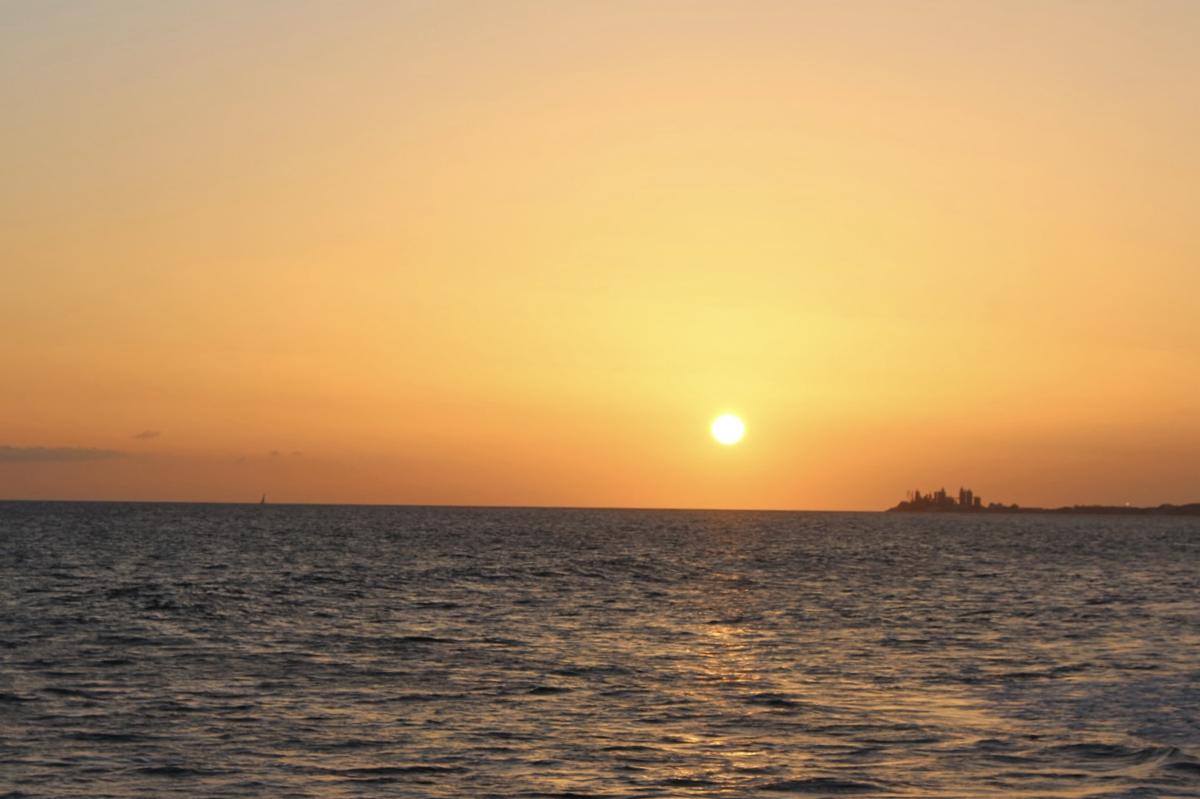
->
[
  {"left": 888, "top": 487, "right": 1200, "bottom": 515},
  {"left": 896, "top": 487, "right": 992, "bottom": 511}
]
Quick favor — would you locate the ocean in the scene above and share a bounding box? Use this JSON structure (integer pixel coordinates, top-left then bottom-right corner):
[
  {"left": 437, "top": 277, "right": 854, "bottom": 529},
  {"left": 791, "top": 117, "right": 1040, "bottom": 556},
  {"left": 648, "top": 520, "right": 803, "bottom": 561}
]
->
[{"left": 2, "top": 502, "right": 1198, "bottom": 798}]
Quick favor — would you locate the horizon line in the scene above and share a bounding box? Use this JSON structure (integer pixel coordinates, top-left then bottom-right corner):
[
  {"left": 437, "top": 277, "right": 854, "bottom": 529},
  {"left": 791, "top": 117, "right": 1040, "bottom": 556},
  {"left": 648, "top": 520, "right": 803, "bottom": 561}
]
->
[
  {"left": 0, "top": 497, "right": 867, "bottom": 513},
  {"left": 2, "top": 497, "right": 1196, "bottom": 514}
]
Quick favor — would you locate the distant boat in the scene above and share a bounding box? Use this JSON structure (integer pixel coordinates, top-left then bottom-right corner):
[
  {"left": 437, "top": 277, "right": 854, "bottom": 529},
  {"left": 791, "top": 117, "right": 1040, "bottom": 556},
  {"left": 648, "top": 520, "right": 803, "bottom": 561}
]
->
[{"left": 260, "top": 493, "right": 267, "bottom": 505}]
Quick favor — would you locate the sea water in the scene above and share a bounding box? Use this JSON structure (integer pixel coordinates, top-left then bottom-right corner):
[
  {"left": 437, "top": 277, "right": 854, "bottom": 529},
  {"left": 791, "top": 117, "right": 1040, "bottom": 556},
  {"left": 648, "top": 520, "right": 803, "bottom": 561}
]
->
[{"left": 2, "top": 502, "right": 1198, "bottom": 797}]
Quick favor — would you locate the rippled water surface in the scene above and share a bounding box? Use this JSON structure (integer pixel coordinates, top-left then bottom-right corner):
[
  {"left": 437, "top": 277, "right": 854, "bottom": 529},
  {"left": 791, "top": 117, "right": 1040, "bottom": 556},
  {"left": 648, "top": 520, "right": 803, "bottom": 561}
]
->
[{"left": 2, "top": 502, "right": 1199, "bottom": 798}]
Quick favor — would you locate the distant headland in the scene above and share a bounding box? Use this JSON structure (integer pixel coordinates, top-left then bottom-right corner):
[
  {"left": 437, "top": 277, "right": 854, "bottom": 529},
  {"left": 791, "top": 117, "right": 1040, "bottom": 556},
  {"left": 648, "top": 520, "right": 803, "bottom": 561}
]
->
[{"left": 887, "top": 487, "right": 1200, "bottom": 515}]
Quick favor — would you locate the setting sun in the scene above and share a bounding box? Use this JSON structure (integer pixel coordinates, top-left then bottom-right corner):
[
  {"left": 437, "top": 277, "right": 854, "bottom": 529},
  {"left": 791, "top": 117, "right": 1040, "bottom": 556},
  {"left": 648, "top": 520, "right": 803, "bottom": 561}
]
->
[{"left": 711, "top": 414, "right": 746, "bottom": 446}]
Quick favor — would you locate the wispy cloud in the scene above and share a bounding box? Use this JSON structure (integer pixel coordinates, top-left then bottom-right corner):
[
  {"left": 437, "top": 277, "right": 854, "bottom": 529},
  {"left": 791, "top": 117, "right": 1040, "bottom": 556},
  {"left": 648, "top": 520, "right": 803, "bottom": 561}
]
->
[
  {"left": 132, "top": 430, "right": 161, "bottom": 440},
  {"left": 0, "top": 446, "right": 124, "bottom": 463}
]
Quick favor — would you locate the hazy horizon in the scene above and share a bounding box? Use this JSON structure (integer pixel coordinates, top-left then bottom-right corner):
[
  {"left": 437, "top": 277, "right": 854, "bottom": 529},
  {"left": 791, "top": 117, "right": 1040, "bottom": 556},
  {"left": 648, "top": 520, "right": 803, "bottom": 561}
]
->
[{"left": 2, "top": 485, "right": 1196, "bottom": 515}]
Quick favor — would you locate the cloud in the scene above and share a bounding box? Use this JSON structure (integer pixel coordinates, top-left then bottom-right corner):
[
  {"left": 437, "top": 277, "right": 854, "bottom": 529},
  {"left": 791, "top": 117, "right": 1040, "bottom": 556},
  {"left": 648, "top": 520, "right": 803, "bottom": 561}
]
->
[
  {"left": 0, "top": 446, "right": 125, "bottom": 463},
  {"left": 132, "top": 430, "right": 161, "bottom": 440}
]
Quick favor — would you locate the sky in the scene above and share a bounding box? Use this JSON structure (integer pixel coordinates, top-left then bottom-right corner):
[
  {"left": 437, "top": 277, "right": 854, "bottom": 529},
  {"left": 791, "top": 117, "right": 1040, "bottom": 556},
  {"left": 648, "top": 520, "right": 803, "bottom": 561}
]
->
[{"left": 2, "top": 1, "right": 1199, "bottom": 509}]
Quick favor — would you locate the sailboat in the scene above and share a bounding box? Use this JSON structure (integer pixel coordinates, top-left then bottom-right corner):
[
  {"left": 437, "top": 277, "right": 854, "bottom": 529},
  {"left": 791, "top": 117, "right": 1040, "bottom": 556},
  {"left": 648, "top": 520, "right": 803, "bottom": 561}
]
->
[{"left": 260, "top": 493, "right": 267, "bottom": 505}]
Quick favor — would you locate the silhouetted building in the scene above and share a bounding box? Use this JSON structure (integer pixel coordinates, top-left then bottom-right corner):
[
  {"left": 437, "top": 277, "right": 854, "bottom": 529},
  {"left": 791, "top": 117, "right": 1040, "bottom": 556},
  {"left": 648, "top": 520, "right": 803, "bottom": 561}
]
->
[{"left": 890, "top": 486, "right": 985, "bottom": 512}]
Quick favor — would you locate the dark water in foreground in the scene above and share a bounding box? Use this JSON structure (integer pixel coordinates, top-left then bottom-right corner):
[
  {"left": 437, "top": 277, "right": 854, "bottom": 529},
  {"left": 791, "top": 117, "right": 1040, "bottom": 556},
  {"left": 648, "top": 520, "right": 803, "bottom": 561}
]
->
[{"left": 2, "top": 503, "right": 1199, "bottom": 798}]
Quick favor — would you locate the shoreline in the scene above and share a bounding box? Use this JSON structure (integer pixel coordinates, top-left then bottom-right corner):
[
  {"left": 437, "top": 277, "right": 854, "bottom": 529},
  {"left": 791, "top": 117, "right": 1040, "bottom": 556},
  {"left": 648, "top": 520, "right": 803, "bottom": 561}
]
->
[{"left": 887, "top": 504, "right": 1200, "bottom": 516}]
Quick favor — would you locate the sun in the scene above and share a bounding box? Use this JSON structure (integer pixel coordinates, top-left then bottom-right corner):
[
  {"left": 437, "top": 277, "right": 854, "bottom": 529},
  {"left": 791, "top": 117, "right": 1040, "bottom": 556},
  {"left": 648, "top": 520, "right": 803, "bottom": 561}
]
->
[{"left": 711, "top": 414, "right": 745, "bottom": 446}]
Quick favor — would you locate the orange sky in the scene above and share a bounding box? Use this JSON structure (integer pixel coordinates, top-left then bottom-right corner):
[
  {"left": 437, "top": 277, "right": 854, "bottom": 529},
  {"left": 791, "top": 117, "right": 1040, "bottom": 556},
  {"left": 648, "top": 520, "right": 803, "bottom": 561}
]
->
[{"left": 3, "top": 1, "right": 1198, "bottom": 509}]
